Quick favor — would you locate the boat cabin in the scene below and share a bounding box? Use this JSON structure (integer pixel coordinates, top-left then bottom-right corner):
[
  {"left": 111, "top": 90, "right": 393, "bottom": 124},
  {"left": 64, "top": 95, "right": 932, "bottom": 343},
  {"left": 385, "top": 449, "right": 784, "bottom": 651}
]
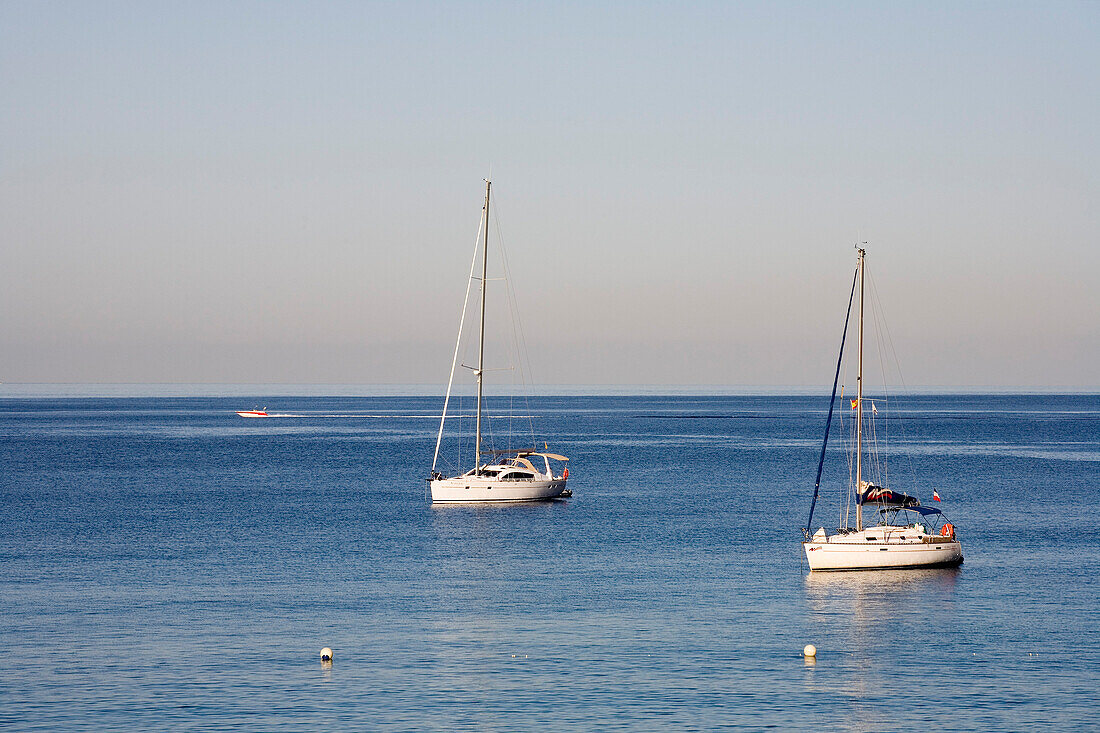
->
[
  {"left": 464, "top": 450, "right": 569, "bottom": 480},
  {"left": 812, "top": 505, "right": 958, "bottom": 543}
]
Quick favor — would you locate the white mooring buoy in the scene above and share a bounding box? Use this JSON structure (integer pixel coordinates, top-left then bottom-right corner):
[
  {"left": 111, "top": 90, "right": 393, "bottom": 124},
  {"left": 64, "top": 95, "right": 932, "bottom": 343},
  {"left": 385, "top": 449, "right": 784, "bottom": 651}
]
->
[
  {"left": 320, "top": 647, "right": 333, "bottom": 662},
  {"left": 803, "top": 644, "right": 817, "bottom": 658}
]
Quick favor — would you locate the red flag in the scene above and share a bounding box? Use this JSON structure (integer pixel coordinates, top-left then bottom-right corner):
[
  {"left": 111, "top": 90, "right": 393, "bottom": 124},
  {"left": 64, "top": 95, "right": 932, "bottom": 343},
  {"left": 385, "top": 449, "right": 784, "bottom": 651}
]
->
[
  {"left": 850, "top": 399, "right": 858, "bottom": 409},
  {"left": 932, "top": 490, "right": 942, "bottom": 502}
]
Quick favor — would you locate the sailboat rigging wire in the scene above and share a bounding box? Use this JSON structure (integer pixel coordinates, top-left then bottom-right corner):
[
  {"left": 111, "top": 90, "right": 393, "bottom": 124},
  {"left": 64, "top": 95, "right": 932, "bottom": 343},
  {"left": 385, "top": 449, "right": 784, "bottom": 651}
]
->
[
  {"left": 869, "top": 270, "right": 924, "bottom": 496},
  {"left": 492, "top": 194, "right": 540, "bottom": 451},
  {"left": 431, "top": 208, "right": 486, "bottom": 475},
  {"left": 493, "top": 201, "right": 521, "bottom": 453},
  {"left": 805, "top": 265, "right": 860, "bottom": 538},
  {"left": 863, "top": 270, "right": 882, "bottom": 485},
  {"left": 866, "top": 268, "right": 884, "bottom": 484},
  {"left": 841, "top": 382, "right": 854, "bottom": 529}
]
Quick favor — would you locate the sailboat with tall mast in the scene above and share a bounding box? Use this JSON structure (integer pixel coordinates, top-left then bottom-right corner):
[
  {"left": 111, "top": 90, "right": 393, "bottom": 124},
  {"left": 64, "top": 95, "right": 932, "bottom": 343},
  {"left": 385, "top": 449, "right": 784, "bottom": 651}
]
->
[
  {"left": 802, "top": 247, "right": 963, "bottom": 571},
  {"left": 427, "top": 180, "right": 569, "bottom": 503}
]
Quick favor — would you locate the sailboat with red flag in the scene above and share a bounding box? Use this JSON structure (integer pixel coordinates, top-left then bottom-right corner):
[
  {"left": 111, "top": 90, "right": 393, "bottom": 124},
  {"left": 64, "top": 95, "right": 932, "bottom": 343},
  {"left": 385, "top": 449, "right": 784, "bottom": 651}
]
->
[{"left": 802, "top": 248, "right": 963, "bottom": 571}]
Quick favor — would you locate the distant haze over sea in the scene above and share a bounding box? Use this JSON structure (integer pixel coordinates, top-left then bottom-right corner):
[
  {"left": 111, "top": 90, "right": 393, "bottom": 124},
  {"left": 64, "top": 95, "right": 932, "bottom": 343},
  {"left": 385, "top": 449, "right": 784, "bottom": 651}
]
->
[
  {"left": 2, "top": 384, "right": 1098, "bottom": 400},
  {"left": 1, "top": 3, "right": 1096, "bottom": 388}
]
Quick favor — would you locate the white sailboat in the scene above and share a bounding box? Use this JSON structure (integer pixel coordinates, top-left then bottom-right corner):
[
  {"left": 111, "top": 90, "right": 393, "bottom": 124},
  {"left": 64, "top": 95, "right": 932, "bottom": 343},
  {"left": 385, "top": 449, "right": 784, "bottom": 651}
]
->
[
  {"left": 428, "top": 180, "right": 569, "bottom": 503},
  {"left": 802, "top": 248, "right": 963, "bottom": 571}
]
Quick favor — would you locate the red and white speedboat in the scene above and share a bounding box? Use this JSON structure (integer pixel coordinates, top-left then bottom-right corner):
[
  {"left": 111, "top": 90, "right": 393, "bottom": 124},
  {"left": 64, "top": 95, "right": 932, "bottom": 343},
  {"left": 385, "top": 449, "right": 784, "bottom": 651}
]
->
[{"left": 236, "top": 409, "right": 268, "bottom": 418}]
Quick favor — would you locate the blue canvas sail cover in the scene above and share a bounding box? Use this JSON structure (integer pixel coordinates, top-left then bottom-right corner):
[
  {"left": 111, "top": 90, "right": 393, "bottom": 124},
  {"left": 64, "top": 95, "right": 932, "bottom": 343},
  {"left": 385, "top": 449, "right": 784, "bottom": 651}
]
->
[{"left": 859, "top": 484, "right": 920, "bottom": 507}]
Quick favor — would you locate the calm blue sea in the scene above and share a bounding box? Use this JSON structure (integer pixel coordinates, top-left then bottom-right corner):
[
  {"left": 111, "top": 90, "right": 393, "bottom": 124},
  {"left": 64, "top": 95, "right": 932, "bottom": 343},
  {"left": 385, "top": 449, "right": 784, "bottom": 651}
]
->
[{"left": 2, "top": 390, "right": 1098, "bottom": 731}]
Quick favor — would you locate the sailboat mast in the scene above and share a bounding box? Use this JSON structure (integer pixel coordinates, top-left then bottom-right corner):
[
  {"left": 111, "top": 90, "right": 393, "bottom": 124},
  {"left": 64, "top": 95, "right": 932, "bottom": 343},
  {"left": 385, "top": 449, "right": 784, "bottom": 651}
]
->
[
  {"left": 856, "top": 247, "right": 865, "bottom": 531},
  {"left": 474, "top": 179, "right": 491, "bottom": 471}
]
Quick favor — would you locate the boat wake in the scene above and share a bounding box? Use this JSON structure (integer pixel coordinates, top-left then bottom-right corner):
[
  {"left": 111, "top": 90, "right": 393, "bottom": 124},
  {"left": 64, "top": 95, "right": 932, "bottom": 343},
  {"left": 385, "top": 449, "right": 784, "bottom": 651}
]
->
[{"left": 253, "top": 413, "right": 536, "bottom": 419}]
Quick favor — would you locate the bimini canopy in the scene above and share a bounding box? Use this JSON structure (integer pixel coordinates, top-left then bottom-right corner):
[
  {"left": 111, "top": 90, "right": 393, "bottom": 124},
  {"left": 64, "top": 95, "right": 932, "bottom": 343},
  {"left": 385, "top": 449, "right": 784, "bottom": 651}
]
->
[
  {"left": 487, "top": 448, "right": 568, "bottom": 461},
  {"left": 498, "top": 456, "right": 538, "bottom": 472},
  {"left": 859, "top": 484, "right": 919, "bottom": 508},
  {"left": 527, "top": 452, "right": 568, "bottom": 461},
  {"left": 880, "top": 505, "right": 944, "bottom": 517}
]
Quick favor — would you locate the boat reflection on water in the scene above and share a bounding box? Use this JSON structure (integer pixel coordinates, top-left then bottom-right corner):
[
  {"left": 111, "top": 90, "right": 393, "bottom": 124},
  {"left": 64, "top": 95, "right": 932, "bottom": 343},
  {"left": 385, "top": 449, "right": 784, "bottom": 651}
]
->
[
  {"left": 803, "top": 565, "right": 961, "bottom": 642},
  {"left": 800, "top": 567, "right": 961, "bottom": 731},
  {"left": 427, "top": 494, "right": 574, "bottom": 544},
  {"left": 804, "top": 565, "right": 961, "bottom": 597}
]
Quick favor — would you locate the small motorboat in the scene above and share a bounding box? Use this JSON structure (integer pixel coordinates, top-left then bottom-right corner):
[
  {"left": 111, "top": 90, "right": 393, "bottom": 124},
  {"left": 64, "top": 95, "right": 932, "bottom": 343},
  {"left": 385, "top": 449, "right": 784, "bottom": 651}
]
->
[{"left": 236, "top": 409, "right": 268, "bottom": 418}]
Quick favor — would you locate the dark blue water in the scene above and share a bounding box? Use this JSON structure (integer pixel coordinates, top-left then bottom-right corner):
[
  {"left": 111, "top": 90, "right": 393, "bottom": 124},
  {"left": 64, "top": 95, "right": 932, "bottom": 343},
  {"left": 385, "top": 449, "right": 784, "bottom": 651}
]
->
[{"left": 2, "top": 391, "right": 1098, "bottom": 730}]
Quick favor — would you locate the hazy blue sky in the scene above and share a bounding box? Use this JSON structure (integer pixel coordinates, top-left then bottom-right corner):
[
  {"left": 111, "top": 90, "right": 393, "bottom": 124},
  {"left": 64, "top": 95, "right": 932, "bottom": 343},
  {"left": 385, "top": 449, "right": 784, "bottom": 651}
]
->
[{"left": 2, "top": 1, "right": 1097, "bottom": 386}]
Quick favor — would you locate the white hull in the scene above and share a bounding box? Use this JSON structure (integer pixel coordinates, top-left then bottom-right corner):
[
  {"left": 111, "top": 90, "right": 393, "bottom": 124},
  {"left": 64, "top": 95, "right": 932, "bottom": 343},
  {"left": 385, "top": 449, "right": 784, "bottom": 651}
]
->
[
  {"left": 804, "top": 529, "right": 963, "bottom": 571},
  {"left": 431, "top": 476, "right": 567, "bottom": 503},
  {"left": 236, "top": 411, "right": 268, "bottom": 418}
]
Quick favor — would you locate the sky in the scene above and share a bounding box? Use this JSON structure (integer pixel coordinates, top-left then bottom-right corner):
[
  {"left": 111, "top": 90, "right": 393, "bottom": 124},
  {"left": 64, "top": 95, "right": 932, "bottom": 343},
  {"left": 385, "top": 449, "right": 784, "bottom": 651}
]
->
[{"left": 1, "top": 1, "right": 1097, "bottom": 387}]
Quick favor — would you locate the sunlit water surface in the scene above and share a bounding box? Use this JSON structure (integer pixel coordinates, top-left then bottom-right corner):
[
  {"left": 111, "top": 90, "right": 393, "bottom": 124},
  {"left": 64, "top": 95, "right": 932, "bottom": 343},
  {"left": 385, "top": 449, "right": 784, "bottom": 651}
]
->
[{"left": 2, "top": 392, "right": 1098, "bottom": 730}]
